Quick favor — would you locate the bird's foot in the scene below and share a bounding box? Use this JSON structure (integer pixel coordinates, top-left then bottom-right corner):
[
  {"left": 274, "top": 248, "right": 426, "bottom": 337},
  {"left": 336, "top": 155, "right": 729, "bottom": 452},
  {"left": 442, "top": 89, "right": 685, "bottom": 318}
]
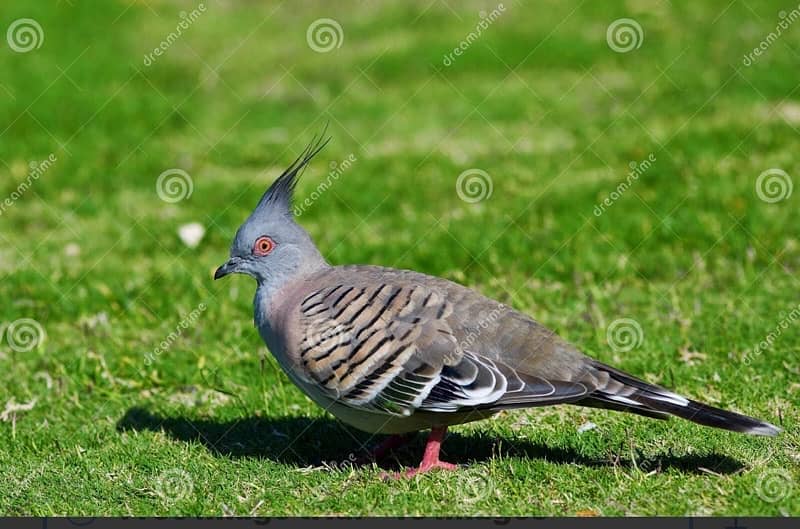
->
[
  {"left": 380, "top": 425, "right": 457, "bottom": 479},
  {"left": 406, "top": 459, "right": 459, "bottom": 477},
  {"left": 380, "top": 459, "right": 459, "bottom": 480}
]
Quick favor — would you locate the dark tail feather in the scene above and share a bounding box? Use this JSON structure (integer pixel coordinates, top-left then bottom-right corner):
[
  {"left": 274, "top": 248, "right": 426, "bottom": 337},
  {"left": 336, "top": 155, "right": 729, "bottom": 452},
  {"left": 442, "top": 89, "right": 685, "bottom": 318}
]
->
[
  {"left": 579, "top": 396, "right": 671, "bottom": 421},
  {"left": 582, "top": 361, "right": 781, "bottom": 436}
]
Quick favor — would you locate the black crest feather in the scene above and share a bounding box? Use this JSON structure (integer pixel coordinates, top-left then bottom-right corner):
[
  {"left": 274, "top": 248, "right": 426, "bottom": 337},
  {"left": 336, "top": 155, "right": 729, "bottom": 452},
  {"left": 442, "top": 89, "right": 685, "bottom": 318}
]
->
[{"left": 257, "top": 126, "right": 331, "bottom": 215}]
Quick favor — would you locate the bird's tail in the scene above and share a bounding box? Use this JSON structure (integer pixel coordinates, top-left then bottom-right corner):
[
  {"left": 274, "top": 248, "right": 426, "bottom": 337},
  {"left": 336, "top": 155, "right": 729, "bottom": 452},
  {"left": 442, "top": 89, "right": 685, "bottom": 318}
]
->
[{"left": 580, "top": 360, "right": 781, "bottom": 436}]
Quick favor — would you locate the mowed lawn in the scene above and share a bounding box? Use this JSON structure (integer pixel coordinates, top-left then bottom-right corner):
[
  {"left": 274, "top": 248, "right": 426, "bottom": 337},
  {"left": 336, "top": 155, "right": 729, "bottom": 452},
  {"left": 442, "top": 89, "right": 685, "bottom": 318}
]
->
[{"left": 1, "top": 0, "right": 799, "bottom": 516}]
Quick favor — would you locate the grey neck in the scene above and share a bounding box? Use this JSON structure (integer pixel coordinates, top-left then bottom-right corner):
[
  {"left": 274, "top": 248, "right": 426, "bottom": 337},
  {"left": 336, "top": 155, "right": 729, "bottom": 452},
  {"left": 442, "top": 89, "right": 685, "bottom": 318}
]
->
[{"left": 254, "top": 245, "right": 328, "bottom": 324}]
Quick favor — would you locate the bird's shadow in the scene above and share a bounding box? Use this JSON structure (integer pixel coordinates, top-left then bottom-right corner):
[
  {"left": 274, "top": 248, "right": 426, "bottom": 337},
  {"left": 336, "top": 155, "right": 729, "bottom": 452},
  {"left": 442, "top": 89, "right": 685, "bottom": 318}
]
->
[{"left": 116, "top": 406, "right": 744, "bottom": 475}]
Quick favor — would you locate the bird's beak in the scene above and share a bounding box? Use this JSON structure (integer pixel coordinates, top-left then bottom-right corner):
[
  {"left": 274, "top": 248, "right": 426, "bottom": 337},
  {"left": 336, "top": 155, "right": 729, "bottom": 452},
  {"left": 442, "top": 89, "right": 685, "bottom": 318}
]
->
[{"left": 214, "top": 257, "right": 241, "bottom": 280}]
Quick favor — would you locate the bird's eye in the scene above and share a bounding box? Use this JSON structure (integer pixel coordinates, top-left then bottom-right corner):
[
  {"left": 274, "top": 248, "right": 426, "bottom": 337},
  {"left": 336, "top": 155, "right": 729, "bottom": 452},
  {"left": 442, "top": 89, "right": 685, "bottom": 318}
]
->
[{"left": 253, "top": 236, "right": 275, "bottom": 256}]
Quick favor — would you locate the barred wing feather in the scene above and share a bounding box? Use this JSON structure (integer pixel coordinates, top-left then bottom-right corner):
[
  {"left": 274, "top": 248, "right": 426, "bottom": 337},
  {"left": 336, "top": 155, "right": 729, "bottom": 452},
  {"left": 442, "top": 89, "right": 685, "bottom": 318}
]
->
[{"left": 297, "top": 282, "right": 589, "bottom": 416}]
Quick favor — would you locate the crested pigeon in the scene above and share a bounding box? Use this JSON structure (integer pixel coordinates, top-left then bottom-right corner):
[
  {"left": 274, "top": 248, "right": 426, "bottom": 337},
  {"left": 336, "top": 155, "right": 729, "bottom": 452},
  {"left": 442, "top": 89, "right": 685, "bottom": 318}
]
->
[{"left": 214, "top": 133, "right": 780, "bottom": 476}]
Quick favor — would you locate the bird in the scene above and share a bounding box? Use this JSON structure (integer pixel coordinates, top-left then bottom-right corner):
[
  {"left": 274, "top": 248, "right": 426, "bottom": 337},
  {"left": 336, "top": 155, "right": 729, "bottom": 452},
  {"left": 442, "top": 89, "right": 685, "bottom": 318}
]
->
[{"left": 214, "top": 132, "right": 781, "bottom": 477}]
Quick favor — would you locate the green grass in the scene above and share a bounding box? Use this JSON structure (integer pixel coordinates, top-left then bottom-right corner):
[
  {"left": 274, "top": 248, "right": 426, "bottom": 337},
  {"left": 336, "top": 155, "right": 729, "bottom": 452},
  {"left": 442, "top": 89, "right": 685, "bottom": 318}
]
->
[{"left": 1, "top": 0, "right": 799, "bottom": 516}]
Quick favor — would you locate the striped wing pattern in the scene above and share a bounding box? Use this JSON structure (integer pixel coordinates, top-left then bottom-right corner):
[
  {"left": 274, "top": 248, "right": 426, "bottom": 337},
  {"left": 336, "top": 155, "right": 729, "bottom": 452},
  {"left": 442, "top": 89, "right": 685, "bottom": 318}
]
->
[{"left": 297, "top": 282, "right": 588, "bottom": 416}]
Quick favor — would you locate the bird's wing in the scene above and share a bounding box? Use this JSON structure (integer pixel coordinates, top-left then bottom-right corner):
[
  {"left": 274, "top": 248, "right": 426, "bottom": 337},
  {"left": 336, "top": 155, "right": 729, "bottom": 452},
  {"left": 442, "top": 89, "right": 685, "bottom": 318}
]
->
[{"left": 295, "top": 281, "right": 589, "bottom": 416}]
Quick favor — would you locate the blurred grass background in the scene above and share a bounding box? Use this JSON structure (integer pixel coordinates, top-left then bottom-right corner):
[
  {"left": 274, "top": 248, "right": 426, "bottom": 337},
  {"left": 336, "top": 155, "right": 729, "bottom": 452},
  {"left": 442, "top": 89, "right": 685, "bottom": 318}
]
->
[{"left": 0, "top": 0, "right": 798, "bottom": 516}]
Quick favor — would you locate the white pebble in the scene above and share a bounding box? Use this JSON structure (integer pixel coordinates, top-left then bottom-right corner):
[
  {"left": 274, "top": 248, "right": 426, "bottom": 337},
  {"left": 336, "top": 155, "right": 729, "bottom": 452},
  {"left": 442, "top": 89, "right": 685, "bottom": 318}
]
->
[
  {"left": 577, "top": 421, "right": 597, "bottom": 434},
  {"left": 178, "top": 222, "right": 205, "bottom": 248},
  {"left": 64, "top": 243, "right": 81, "bottom": 257}
]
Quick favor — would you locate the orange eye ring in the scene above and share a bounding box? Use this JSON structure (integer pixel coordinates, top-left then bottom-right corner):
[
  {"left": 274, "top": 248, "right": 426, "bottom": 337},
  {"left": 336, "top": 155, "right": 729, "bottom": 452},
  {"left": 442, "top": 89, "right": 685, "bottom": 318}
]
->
[{"left": 253, "top": 236, "right": 275, "bottom": 256}]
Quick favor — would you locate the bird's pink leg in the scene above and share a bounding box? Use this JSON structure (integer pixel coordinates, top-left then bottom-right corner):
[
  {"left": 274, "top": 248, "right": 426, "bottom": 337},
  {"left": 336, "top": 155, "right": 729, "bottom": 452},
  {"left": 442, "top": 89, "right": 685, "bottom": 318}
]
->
[{"left": 382, "top": 426, "right": 458, "bottom": 478}]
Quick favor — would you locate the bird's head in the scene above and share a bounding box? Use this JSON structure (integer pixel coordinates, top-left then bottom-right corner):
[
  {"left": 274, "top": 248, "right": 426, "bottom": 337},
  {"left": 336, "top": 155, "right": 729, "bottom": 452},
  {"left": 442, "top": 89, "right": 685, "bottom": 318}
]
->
[{"left": 214, "top": 133, "right": 329, "bottom": 286}]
